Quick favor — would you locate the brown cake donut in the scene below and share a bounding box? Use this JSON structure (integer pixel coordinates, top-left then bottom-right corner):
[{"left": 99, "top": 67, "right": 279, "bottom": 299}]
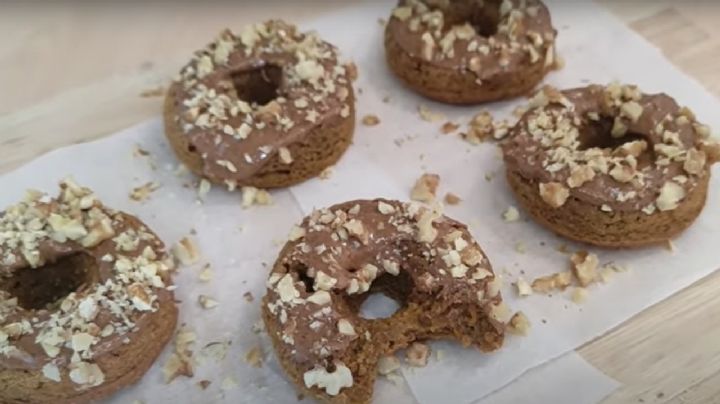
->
[
  {"left": 164, "top": 20, "right": 356, "bottom": 189},
  {"left": 384, "top": 0, "right": 557, "bottom": 105},
  {"left": 502, "top": 84, "right": 720, "bottom": 248},
  {"left": 0, "top": 179, "right": 177, "bottom": 403},
  {"left": 262, "top": 199, "right": 507, "bottom": 403}
]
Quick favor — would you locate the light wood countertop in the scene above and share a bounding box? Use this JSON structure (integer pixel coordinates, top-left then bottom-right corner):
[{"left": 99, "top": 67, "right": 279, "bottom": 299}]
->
[{"left": 1, "top": 2, "right": 719, "bottom": 403}]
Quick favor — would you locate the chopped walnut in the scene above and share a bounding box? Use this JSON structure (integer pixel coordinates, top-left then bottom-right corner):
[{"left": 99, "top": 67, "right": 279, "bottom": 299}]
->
[
  {"left": 656, "top": 181, "right": 686, "bottom": 211},
  {"left": 418, "top": 104, "right": 446, "bottom": 122},
  {"left": 570, "top": 251, "right": 599, "bottom": 287},
  {"left": 362, "top": 114, "right": 381, "bottom": 126},
  {"left": 241, "top": 186, "right": 273, "bottom": 208},
  {"left": 163, "top": 326, "right": 196, "bottom": 383},
  {"left": 571, "top": 287, "right": 588, "bottom": 304},
  {"left": 129, "top": 182, "right": 160, "bottom": 202},
  {"left": 411, "top": 173, "right": 440, "bottom": 202},
  {"left": 245, "top": 345, "right": 264, "bottom": 368},
  {"left": 405, "top": 342, "right": 430, "bottom": 367},
  {"left": 515, "top": 277, "right": 533, "bottom": 296},
  {"left": 683, "top": 148, "right": 706, "bottom": 175},
  {"left": 444, "top": 192, "right": 462, "bottom": 205},
  {"left": 278, "top": 147, "right": 294, "bottom": 165},
  {"left": 502, "top": 206, "right": 520, "bottom": 222},
  {"left": 567, "top": 165, "right": 595, "bottom": 188},
  {"left": 532, "top": 271, "right": 572, "bottom": 293},
  {"left": 441, "top": 122, "right": 460, "bottom": 134},
  {"left": 319, "top": 166, "right": 334, "bottom": 180},
  {"left": 539, "top": 182, "right": 570, "bottom": 208},
  {"left": 198, "top": 295, "right": 219, "bottom": 309},
  {"left": 507, "top": 311, "right": 531, "bottom": 336},
  {"left": 172, "top": 237, "right": 201, "bottom": 266}
]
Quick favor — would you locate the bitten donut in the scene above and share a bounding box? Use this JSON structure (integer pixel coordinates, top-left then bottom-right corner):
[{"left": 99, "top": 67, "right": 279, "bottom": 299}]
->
[
  {"left": 384, "top": 0, "right": 557, "bottom": 104},
  {"left": 262, "top": 199, "right": 507, "bottom": 403},
  {"left": 164, "top": 20, "right": 356, "bottom": 189},
  {"left": 0, "top": 179, "right": 177, "bottom": 403},
  {"left": 502, "top": 84, "right": 720, "bottom": 248}
]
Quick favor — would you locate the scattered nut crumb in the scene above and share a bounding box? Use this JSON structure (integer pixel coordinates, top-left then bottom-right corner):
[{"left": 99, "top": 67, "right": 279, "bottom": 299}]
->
[
  {"left": 197, "top": 179, "right": 211, "bottom": 200},
  {"left": 162, "top": 326, "right": 196, "bottom": 383},
  {"left": 197, "top": 380, "right": 211, "bottom": 390},
  {"left": 319, "top": 166, "right": 334, "bottom": 180},
  {"left": 377, "top": 355, "right": 401, "bottom": 375},
  {"left": 133, "top": 144, "right": 151, "bottom": 157},
  {"left": 129, "top": 182, "right": 160, "bottom": 202},
  {"left": 418, "top": 104, "right": 446, "bottom": 122},
  {"left": 243, "top": 292, "right": 254, "bottom": 302},
  {"left": 570, "top": 251, "right": 599, "bottom": 287},
  {"left": 405, "top": 342, "right": 430, "bottom": 367},
  {"left": 198, "top": 295, "right": 219, "bottom": 309},
  {"left": 503, "top": 206, "right": 520, "bottom": 222},
  {"left": 444, "top": 192, "right": 462, "bottom": 205},
  {"left": 172, "top": 236, "right": 201, "bottom": 266},
  {"left": 198, "top": 263, "right": 213, "bottom": 282},
  {"left": 411, "top": 173, "right": 440, "bottom": 202},
  {"left": 441, "top": 122, "right": 460, "bottom": 134},
  {"left": 515, "top": 277, "right": 533, "bottom": 296},
  {"left": 571, "top": 287, "right": 588, "bottom": 304},
  {"left": 241, "top": 186, "right": 273, "bottom": 208},
  {"left": 532, "top": 271, "right": 572, "bottom": 293},
  {"left": 507, "top": 311, "right": 531, "bottom": 336},
  {"left": 362, "top": 114, "right": 381, "bottom": 126},
  {"left": 140, "top": 86, "right": 165, "bottom": 98},
  {"left": 245, "top": 345, "right": 264, "bottom": 368}
]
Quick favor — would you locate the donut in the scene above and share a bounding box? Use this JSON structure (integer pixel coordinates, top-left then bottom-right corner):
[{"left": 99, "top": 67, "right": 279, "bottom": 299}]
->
[
  {"left": 164, "top": 20, "right": 356, "bottom": 189},
  {"left": 262, "top": 199, "right": 507, "bottom": 403},
  {"left": 0, "top": 179, "right": 177, "bottom": 403},
  {"left": 384, "top": 0, "right": 557, "bottom": 105},
  {"left": 502, "top": 83, "right": 720, "bottom": 248}
]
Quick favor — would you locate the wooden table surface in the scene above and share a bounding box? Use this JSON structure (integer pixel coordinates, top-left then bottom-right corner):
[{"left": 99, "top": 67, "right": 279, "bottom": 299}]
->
[{"left": 1, "top": 2, "right": 719, "bottom": 403}]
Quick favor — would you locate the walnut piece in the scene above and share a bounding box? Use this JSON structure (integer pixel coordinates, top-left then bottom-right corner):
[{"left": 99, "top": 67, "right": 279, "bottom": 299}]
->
[
  {"left": 539, "top": 182, "right": 570, "bottom": 208},
  {"left": 361, "top": 114, "right": 380, "bottom": 126},
  {"left": 411, "top": 173, "right": 440, "bottom": 202},
  {"left": 507, "top": 311, "right": 531, "bottom": 336},
  {"left": 172, "top": 236, "right": 201, "bottom": 266}
]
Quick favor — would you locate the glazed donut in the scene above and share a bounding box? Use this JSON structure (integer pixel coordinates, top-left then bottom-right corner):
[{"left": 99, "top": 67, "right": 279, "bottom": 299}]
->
[
  {"left": 502, "top": 84, "right": 720, "bottom": 248},
  {"left": 262, "top": 199, "right": 506, "bottom": 403},
  {"left": 384, "top": 0, "right": 557, "bottom": 105},
  {"left": 0, "top": 179, "right": 177, "bottom": 403},
  {"left": 164, "top": 20, "right": 356, "bottom": 189}
]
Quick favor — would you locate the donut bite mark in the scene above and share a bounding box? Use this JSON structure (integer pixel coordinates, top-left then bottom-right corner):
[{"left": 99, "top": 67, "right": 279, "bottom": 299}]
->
[
  {"left": 262, "top": 200, "right": 507, "bottom": 403},
  {"left": 502, "top": 83, "right": 720, "bottom": 248},
  {"left": 164, "top": 20, "right": 356, "bottom": 189},
  {"left": 385, "top": 0, "right": 558, "bottom": 105},
  {"left": 0, "top": 179, "right": 177, "bottom": 403}
]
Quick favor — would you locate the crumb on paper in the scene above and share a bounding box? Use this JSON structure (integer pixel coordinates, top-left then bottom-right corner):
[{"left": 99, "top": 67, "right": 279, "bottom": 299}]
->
[
  {"left": 198, "top": 263, "right": 213, "bottom": 282},
  {"left": 140, "top": 86, "right": 165, "bottom": 98},
  {"left": 405, "top": 342, "right": 430, "bottom": 367},
  {"left": 133, "top": 144, "right": 151, "bottom": 157},
  {"left": 129, "top": 182, "right": 160, "bottom": 202},
  {"left": 377, "top": 355, "right": 401, "bottom": 376},
  {"left": 243, "top": 291, "right": 254, "bottom": 302},
  {"left": 241, "top": 186, "right": 273, "bottom": 208},
  {"left": 319, "top": 166, "right": 334, "bottom": 180},
  {"left": 245, "top": 345, "right": 264, "bottom": 368},
  {"left": 198, "top": 340, "right": 230, "bottom": 363},
  {"left": 444, "top": 192, "right": 461, "bottom": 205},
  {"left": 198, "top": 295, "right": 219, "bottom": 309},
  {"left": 197, "top": 380, "right": 211, "bottom": 390},
  {"left": 571, "top": 287, "right": 588, "bottom": 304},
  {"left": 532, "top": 271, "right": 572, "bottom": 294},
  {"left": 503, "top": 206, "right": 520, "bottom": 222},
  {"left": 411, "top": 173, "right": 440, "bottom": 202},
  {"left": 362, "top": 114, "right": 381, "bottom": 126},
  {"left": 463, "top": 110, "right": 510, "bottom": 144},
  {"left": 418, "top": 104, "right": 446, "bottom": 122},
  {"left": 665, "top": 239, "right": 676, "bottom": 253},
  {"left": 556, "top": 243, "right": 571, "bottom": 254},
  {"left": 162, "top": 326, "right": 196, "bottom": 383},
  {"left": 570, "top": 251, "right": 599, "bottom": 287},
  {"left": 197, "top": 179, "right": 211, "bottom": 200},
  {"left": 484, "top": 172, "right": 495, "bottom": 182},
  {"left": 172, "top": 236, "right": 201, "bottom": 266},
  {"left": 515, "top": 277, "right": 533, "bottom": 296},
  {"left": 441, "top": 121, "right": 460, "bottom": 134},
  {"left": 507, "top": 311, "right": 531, "bottom": 336}
]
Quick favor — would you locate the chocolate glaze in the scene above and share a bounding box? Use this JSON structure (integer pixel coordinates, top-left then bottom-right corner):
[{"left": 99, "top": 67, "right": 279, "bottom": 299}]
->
[
  {"left": 502, "top": 84, "right": 714, "bottom": 212},
  {"left": 169, "top": 20, "right": 354, "bottom": 185}
]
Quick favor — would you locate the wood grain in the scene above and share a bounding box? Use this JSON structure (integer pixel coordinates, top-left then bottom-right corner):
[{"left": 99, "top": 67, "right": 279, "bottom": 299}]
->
[{"left": 1, "top": 2, "right": 720, "bottom": 403}]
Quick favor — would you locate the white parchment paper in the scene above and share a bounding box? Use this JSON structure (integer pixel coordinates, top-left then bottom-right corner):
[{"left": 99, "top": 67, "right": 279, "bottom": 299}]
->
[{"left": 1, "top": 1, "right": 718, "bottom": 403}]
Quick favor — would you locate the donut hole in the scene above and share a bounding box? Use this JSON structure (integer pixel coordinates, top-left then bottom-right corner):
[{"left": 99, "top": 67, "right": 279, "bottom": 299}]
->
[
  {"left": 356, "top": 271, "right": 412, "bottom": 320},
  {"left": 0, "top": 253, "right": 98, "bottom": 310},
  {"left": 231, "top": 64, "right": 283, "bottom": 106},
  {"left": 578, "top": 116, "right": 655, "bottom": 168},
  {"left": 435, "top": 0, "right": 501, "bottom": 38}
]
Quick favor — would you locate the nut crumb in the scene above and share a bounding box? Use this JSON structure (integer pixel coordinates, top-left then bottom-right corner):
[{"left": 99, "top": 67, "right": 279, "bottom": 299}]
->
[
  {"left": 405, "top": 342, "right": 430, "bottom": 367},
  {"left": 362, "top": 114, "right": 381, "bottom": 126},
  {"left": 198, "top": 263, "right": 213, "bottom": 282},
  {"left": 411, "top": 173, "right": 440, "bottom": 202},
  {"left": 507, "top": 311, "right": 531, "bottom": 336},
  {"left": 140, "top": 86, "right": 165, "bottom": 98},
  {"left": 245, "top": 345, "right": 264, "bottom": 368},
  {"left": 243, "top": 292, "right": 254, "bottom": 302},
  {"left": 241, "top": 186, "right": 273, "bottom": 208},
  {"left": 129, "top": 182, "right": 160, "bottom": 202},
  {"left": 418, "top": 105, "right": 446, "bottom": 122},
  {"left": 515, "top": 277, "right": 533, "bottom": 296},
  {"left": 503, "top": 206, "right": 520, "bottom": 222},
  {"left": 571, "top": 287, "right": 588, "bottom": 304},
  {"left": 441, "top": 122, "right": 460, "bottom": 134},
  {"left": 444, "top": 192, "right": 461, "bottom": 205},
  {"left": 539, "top": 182, "right": 570, "bottom": 208},
  {"left": 198, "top": 295, "right": 219, "bottom": 309},
  {"left": 197, "top": 380, "right": 211, "bottom": 390},
  {"left": 319, "top": 166, "right": 334, "bottom": 180},
  {"left": 172, "top": 237, "right": 201, "bottom": 266},
  {"left": 570, "top": 251, "right": 599, "bottom": 287},
  {"left": 532, "top": 271, "right": 572, "bottom": 293}
]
